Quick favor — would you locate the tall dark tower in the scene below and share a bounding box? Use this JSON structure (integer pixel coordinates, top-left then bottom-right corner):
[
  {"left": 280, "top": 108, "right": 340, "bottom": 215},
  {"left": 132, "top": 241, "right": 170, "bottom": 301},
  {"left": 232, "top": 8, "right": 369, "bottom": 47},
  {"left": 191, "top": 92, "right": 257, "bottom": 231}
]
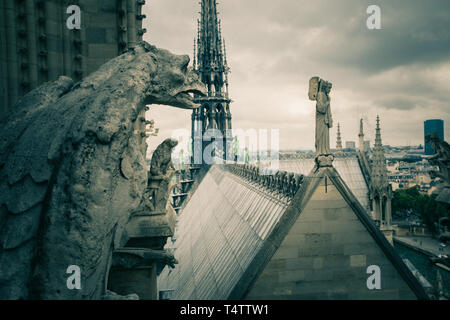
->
[{"left": 191, "top": 0, "right": 232, "bottom": 164}]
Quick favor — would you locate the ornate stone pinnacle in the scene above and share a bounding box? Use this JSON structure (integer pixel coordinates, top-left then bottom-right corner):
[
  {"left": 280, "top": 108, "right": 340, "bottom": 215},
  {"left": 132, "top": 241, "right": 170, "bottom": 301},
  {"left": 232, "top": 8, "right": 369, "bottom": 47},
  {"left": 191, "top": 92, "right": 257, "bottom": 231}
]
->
[
  {"left": 359, "top": 118, "right": 365, "bottom": 153},
  {"left": 336, "top": 122, "right": 343, "bottom": 153}
]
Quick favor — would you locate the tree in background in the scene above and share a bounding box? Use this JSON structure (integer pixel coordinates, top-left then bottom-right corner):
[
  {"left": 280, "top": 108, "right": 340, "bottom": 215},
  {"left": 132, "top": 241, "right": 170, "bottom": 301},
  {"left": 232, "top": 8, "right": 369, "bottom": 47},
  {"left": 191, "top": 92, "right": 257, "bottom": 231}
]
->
[{"left": 392, "top": 187, "right": 449, "bottom": 235}]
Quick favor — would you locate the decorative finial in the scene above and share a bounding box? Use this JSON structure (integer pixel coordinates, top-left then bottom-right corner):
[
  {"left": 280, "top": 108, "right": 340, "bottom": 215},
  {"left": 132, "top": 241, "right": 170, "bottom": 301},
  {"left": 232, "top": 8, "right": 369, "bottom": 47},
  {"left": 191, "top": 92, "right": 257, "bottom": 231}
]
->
[
  {"left": 336, "top": 122, "right": 343, "bottom": 153},
  {"left": 375, "top": 115, "right": 382, "bottom": 147},
  {"left": 359, "top": 118, "right": 365, "bottom": 153},
  {"left": 193, "top": 38, "right": 197, "bottom": 70},
  {"left": 371, "top": 115, "right": 388, "bottom": 189},
  {"left": 223, "top": 38, "right": 228, "bottom": 66}
]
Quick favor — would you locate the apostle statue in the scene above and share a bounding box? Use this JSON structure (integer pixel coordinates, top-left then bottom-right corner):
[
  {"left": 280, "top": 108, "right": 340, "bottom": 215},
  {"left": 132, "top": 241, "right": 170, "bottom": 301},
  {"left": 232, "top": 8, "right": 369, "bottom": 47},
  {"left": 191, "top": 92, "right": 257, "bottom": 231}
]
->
[{"left": 309, "top": 77, "right": 334, "bottom": 166}]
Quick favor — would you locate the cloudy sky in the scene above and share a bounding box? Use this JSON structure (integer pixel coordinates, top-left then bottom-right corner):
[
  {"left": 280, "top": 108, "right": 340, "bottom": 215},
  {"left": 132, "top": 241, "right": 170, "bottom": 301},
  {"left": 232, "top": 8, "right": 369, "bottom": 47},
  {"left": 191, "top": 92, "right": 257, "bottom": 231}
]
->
[{"left": 142, "top": 0, "right": 450, "bottom": 152}]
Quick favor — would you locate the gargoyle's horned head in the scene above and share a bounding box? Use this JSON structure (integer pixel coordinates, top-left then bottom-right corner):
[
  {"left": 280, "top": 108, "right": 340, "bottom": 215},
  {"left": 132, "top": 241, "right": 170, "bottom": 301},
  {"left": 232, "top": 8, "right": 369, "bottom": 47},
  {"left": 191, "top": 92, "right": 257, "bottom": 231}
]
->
[{"left": 143, "top": 43, "right": 206, "bottom": 109}]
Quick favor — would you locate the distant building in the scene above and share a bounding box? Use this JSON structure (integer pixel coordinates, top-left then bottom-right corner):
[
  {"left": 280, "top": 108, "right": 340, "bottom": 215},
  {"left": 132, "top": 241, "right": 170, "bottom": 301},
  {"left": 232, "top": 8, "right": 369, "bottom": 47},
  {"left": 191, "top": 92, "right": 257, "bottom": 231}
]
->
[
  {"left": 345, "top": 141, "right": 356, "bottom": 150},
  {"left": 0, "top": 0, "right": 146, "bottom": 121},
  {"left": 424, "top": 119, "right": 444, "bottom": 155},
  {"left": 388, "top": 173, "right": 415, "bottom": 190}
]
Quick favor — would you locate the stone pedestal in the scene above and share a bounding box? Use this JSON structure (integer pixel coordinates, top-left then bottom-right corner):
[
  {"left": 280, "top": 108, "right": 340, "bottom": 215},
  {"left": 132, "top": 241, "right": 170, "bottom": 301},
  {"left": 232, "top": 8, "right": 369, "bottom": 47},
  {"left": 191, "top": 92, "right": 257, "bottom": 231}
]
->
[
  {"left": 380, "top": 225, "right": 395, "bottom": 245},
  {"left": 107, "top": 138, "right": 180, "bottom": 300},
  {"left": 107, "top": 247, "right": 177, "bottom": 300},
  {"left": 108, "top": 264, "right": 157, "bottom": 300},
  {"left": 315, "top": 154, "right": 334, "bottom": 167},
  {"left": 125, "top": 206, "right": 177, "bottom": 239},
  {"left": 107, "top": 188, "right": 178, "bottom": 300}
]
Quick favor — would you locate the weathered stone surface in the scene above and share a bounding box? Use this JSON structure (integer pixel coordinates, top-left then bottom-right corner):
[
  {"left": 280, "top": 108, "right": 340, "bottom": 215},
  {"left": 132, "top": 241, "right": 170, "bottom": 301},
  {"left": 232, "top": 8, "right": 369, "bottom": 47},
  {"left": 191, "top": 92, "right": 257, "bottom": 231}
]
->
[
  {"left": 3, "top": 176, "right": 47, "bottom": 214},
  {"left": 102, "top": 290, "right": 139, "bottom": 300},
  {"left": 309, "top": 77, "right": 333, "bottom": 160},
  {"left": 245, "top": 170, "right": 418, "bottom": 300},
  {"left": 0, "top": 204, "right": 42, "bottom": 249},
  {"left": 124, "top": 138, "right": 179, "bottom": 241},
  {"left": 146, "top": 138, "right": 179, "bottom": 214},
  {"left": 126, "top": 208, "right": 177, "bottom": 238},
  {"left": 426, "top": 134, "right": 450, "bottom": 204},
  {"left": 113, "top": 248, "right": 178, "bottom": 269},
  {"left": 0, "top": 206, "right": 7, "bottom": 230},
  {"left": 0, "top": 240, "right": 36, "bottom": 300},
  {"left": 0, "top": 42, "right": 206, "bottom": 300}
]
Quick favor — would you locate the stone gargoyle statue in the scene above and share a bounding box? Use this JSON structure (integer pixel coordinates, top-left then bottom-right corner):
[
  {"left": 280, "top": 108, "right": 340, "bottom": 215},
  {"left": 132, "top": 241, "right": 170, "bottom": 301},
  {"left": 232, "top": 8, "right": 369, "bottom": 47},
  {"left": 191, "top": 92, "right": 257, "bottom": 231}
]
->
[
  {"left": 426, "top": 134, "right": 450, "bottom": 204},
  {"left": 132, "top": 138, "right": 179, "bottom": 216},
  {"left": 0, "top": 42, "right": 206, "bottom": 299}
]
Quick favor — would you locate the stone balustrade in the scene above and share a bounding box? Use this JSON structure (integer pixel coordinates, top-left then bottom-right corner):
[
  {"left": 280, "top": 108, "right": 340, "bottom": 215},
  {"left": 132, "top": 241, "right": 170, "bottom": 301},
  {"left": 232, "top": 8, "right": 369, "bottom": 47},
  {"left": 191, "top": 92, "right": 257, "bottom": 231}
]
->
[{"left": 226, "top": 164, "right": 304, "bottom": 199}]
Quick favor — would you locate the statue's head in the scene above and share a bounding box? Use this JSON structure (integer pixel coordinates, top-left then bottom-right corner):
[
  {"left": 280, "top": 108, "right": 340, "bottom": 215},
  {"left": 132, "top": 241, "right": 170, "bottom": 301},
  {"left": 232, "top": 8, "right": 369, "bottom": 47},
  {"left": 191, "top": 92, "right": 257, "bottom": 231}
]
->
[
  {"left": 149, "top": 138, "right": 179, "bottom": 176},
  {"left": 141, "top": 43, "right": 207, "bottom": 109},
  {"left": 320, "top": 80, "right": 332, "bottom": 94},
  {"left": 163, "top": 138, "right": 179, "bottom": 150}
]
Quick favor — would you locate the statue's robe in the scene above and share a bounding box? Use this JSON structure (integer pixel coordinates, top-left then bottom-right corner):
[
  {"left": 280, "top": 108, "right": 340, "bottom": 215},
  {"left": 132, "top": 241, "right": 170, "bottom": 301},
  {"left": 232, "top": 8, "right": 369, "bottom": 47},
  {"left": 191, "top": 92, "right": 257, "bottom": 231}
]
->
[{"left": 315, "top": 91, "right": 333, "bottom": 155}]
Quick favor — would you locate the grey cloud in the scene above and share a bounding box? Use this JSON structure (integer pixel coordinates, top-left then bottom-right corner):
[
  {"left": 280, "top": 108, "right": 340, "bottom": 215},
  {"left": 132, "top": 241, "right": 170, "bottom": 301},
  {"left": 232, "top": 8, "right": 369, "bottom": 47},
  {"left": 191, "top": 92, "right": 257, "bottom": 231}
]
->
[
  {"left": 221, "top": 0, "right": 450, "bottom": 74},
  {"left": 143, "top": 0, "right": 450, "bottom": 150},
  {"left": 375, "top": 97, "right": 422, "bottom": 111}
]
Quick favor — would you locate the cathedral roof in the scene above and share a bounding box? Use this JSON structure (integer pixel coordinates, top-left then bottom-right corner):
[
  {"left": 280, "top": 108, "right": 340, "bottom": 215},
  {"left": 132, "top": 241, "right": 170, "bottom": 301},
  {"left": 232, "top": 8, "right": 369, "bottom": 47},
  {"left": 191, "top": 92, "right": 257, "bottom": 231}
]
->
[
  {"left": 158, "top": 162, "right": 428, "bottom": 300},
  {"left": 278, "top": 154, "right": 370, "bottom": 211},
  {"left": 159, "top": 164, "right": 293, "bottom": 299}
]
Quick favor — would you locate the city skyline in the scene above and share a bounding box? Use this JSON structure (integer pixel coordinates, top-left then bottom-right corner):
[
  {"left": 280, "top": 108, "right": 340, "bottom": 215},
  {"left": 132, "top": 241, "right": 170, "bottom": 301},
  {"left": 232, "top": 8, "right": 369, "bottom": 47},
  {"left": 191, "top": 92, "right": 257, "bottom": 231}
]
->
[{"left": 143, "top": 0, "right": 450, "bottom": 152}]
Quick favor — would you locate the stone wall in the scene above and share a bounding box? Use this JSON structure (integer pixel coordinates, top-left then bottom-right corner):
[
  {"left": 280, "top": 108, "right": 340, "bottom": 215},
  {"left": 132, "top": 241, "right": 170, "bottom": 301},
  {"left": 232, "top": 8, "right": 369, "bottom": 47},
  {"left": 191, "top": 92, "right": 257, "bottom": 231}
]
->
[
  {"left": 245, "top": 175, "right": 417, "bottom": 300},
  {"left": 0, "top": 0, "right": 146, "bottom": 120}
]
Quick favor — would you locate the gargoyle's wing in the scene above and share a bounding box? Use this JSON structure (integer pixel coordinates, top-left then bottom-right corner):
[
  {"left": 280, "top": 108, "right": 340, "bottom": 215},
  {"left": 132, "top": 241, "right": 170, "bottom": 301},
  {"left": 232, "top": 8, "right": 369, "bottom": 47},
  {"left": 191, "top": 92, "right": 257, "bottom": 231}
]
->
[
  {"left": 0, "top": 44, "right": 158, "bottom": 299},
  {"left": 0, "top": 42, "right": 204, "bottom": 300},
  {"left": 0, "top": 77, "right": 74, "bottom": 299}
]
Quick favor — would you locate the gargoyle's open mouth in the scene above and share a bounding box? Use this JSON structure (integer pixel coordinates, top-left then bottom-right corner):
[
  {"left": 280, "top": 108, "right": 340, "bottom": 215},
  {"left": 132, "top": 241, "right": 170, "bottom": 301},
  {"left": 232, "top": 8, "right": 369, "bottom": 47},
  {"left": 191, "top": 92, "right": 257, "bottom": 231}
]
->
[
  {"left": 167, "top": 87, "right": 206, "bottom": 109},
  {"left": 175, "top": 89, "right": 206, "bottom": 100}
]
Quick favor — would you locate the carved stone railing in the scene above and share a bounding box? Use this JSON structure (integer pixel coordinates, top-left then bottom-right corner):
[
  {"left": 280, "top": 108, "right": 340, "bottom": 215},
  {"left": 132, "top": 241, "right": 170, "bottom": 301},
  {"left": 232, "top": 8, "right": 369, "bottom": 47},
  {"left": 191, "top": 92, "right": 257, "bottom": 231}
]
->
[
  {"left": 279, "top": 151, "right": 357, "bottom": 161},
  {"left": 226, "top": 164, "right": 304, "bottom": 200}
]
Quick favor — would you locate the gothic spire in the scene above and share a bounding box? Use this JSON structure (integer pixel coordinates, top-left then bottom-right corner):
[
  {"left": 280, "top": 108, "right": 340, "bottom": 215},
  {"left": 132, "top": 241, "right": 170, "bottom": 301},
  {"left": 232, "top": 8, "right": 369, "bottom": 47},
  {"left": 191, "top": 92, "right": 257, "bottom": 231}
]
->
[
  {"left": 336, "top": 123, "right": 343, "bottom": 153},
  {"left": 374, "top": 116, "right": 383, "bottom": 149},
  {"left": 197, "top": 0, "right": 226, "bottom": 73},
  {"left": 193, "top": 38, "right": 197, "bottom": 70},
  {"left": 359, "top": 118, "right": 365, "bottom": 153},
  {"left": 371, "top": 116, "right": 388, "bottom": 190},
  {"left": 191, "top": 0, "right": 233, "bottom": 163},
  {"left": 223, "top": 38, "right": 228, "bottom": 67}
]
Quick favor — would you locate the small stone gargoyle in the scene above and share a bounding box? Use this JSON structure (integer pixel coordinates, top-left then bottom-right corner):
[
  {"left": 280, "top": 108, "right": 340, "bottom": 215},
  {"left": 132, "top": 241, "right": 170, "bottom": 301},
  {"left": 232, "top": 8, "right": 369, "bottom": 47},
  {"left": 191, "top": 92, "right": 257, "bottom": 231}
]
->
[
  {"left": 137, "top": 138, "right": 179, "bottom": 215},
  {"left": 426, "top": 134, "right": 450, "bottom": 204},
  {"left": 0, "top": 42, "right": 206, "bottom": 300}
]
